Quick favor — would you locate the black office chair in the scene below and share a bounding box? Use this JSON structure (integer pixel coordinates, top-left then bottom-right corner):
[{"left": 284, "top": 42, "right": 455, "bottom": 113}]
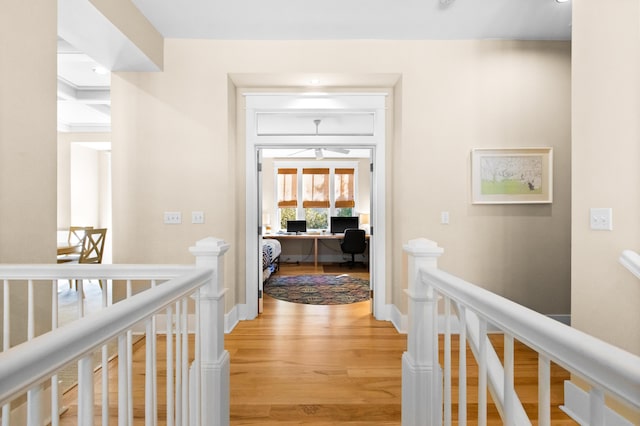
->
[{"left": 340, "top": 228, "right": 367, "bottom": 269}]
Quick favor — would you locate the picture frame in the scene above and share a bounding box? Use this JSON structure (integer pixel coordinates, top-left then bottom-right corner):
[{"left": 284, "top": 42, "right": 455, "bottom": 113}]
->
[{"left": 471, "top": 147, "right": 553, "bottom": 204}]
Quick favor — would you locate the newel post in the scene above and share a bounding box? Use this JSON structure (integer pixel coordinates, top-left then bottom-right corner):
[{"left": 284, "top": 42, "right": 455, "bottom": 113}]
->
[
  {"left": 402, "top": 238, "right": 444, "bottom": 426},
  {"left": 190, "top": 237, "right": 231, "bottom": 426}
]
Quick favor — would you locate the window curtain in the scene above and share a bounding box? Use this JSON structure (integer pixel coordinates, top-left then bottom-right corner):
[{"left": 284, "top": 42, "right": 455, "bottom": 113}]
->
[
  {"left": 277, "top": 168, "right": 298, "bottom": 207},
  {"left": 335, "top": 168, "right": 355, "bottom": 208},
  {"left": 302, "top": 168, "right": 330, "bottom": 208}
]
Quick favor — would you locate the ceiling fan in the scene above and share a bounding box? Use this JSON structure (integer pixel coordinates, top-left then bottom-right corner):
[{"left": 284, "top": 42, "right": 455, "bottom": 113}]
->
[
  {"left": 287, "top": 119, "right": 351, "bottom": 159},
  {"left": 288, "top": 146, "right": 350, "bottom": 159}
]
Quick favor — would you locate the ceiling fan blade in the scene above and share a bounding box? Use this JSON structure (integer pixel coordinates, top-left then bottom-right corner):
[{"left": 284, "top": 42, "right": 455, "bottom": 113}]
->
[
  {"left": 324, "top": 148, "right": 350, "bottom": 154},
  {"left": 288, "top": 148, "right": 310, "bottom": 156}
]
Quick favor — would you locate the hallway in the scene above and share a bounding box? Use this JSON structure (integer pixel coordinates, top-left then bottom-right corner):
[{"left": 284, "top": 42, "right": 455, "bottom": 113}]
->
[{"left": 58, "top": 264, "right": 574, "bottom": 424}]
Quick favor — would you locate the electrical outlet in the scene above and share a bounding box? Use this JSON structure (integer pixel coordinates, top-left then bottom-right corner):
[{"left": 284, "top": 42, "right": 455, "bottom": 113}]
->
[
  {"left": 164, "top": 211, "right": 182, "bottom": 224},
  {"left": 192, "top": 211, "right": 205, "bottom": 224},
  {"left": 590, "top": 208, "right": 612, "bottom": 231}
]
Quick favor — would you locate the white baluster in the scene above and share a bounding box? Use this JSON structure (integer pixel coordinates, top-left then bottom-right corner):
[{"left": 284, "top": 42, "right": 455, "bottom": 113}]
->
[
  {"left": 444, "top": 296, "right": 452, "bottom": 426},
  {"left": 118, "top": 333, "right": 129, "bottom": 426},
  {"left": 2, "top": 280, "right": 9, "bottom": 426},
  {"left": 127, "top": 280, "right": 133, "bottom": 426},
  {"left": 146, "top": 318, "right": 154, "bottom": 426},
  {"left": 51, "top": 281, "right": 59, "bottom": 426},
  {"left": 458, "top": 305, "right": 467, "bottom": 425},
  {"left": 167, "top": 305, "right": 175, "bottom": 426},
  {"left": 194, "top": 291, "right": 201, "bottom": 426},
  {"left": 504, "top": 334, "right": 514, "bottom": 425},
  {"left": 478, "top": 317, "right": 487, "bottom": 426},
  {"left": 77, "top": 280, "right": 84, "bottom": 319},
  {"left": 175, "top": 301, "right": 182, "bottom": 426},
  {"left": 78, "top": 355, "right": 94, "bottom": 425},
  {"left": 28, "top": 280, "right": 34, "bottom": 340},
  {"left": 181, "top": 298, "right": 189, "bottom": 426},
  {"left": 538, "top": 354, "right": 550, "bottom": 426},
  {"left": 27, "top": 281, "right": 41, "bottom": 426},
  {"left": 102, "top": 281, "right": 109, "bottom": 426},
  {"left": 151, "top": 280, "right": 158, "bottom": 426},
  {"left": 102, "top": 343, "right": 109, "bottom": 426},
  {"left": 589, "top": 387, "right": 605, "bottom": 426},
  {"left": 27, "top": 384, "right": 42, "bottom": 426}
]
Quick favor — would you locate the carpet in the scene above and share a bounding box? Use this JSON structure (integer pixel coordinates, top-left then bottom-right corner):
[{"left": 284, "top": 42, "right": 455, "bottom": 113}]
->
[{"left": 264, "top": 274, "right": 370, "bottom": 305}]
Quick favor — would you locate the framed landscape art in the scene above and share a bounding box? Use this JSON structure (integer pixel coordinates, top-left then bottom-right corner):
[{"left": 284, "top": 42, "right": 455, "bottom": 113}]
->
[{"left": 471, "top": 147, "right": 553, "bottom": 204}]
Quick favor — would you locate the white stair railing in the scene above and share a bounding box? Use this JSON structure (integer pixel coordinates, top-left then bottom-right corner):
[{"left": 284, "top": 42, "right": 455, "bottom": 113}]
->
[
  {"left": 402, "top": 238, "right": 640, "bottom": 426},
  {"left": 620, "top": 249, "right": 640, "bottom": 280},
  {"left": 0, "top": 236, "right": 230, "bottom": 426}
]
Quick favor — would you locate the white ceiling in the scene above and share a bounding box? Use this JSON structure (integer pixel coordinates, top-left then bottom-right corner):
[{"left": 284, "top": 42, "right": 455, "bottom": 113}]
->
[{"left": 57, "top": 0, "right": 572, "bottom": 133}]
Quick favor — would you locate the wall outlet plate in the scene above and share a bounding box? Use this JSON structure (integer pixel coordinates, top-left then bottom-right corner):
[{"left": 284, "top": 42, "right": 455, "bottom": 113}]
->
[{"left": 590, "top": 208, "right": 612, "bottom": 231}]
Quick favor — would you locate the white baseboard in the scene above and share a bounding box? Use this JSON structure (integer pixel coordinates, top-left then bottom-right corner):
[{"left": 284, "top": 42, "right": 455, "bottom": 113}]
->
[
  {"left": 389, "top": 304, "right": 407, "bottom": 334},
  {"left": 225, "top": 304, "right": 240, "bottom": 333}
]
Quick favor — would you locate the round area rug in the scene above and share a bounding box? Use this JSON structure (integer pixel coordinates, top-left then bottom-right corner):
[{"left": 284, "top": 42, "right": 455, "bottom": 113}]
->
[{"left": 264, "top": 274, "right": 370, "bottom": 305}]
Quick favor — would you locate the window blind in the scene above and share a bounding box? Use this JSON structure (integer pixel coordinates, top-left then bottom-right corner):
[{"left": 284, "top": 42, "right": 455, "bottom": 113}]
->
[
  {"left": 334, "top": 168, "right": 355, "bottom": 208},
  {"left": 302, "top": 168, "right": 330, "bottom": 208},
  {"left": 277, "top": 168, "right": 298, "bottom": 207}
]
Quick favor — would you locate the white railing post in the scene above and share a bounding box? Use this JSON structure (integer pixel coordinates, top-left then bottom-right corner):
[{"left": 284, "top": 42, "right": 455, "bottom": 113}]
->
[
  {"left": 189, "top": 237, "right": 230, "bottom": 426},
  {"left": 402, "top": 238, "right": 444, "bottom": 426}
]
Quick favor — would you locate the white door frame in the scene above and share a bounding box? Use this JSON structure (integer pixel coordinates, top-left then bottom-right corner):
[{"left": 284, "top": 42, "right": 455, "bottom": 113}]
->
[{"left": 242, "top": 92, "right": 388, "bottom": 321}]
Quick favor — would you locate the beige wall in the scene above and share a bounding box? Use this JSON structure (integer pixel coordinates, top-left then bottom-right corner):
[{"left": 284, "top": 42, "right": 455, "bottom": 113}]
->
[
  {"left": 572, "top": 0, "right": 640, "bottom": 356},
  {"left": 111, "top": 39, "right": 571, "bottom": 317},
  {"left": 0, "top": 1, "right": 57, "bottom": 344}
]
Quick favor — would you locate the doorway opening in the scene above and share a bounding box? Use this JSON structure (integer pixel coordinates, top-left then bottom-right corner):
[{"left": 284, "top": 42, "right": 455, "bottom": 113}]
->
[
  {"left": 258, "top": 147, "right": 373, "bottom": 312},
  {"left": 243, "top": 92, "right": 388, "bottom": 322}
]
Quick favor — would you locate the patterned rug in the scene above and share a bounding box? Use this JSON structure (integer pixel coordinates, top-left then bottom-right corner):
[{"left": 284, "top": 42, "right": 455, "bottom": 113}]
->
[{"left": 264, "top": 274, "right": 370, "bottom": 305}]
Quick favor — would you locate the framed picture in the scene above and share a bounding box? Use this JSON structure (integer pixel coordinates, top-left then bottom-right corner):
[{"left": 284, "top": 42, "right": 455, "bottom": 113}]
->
[{"left": 471, "top": 147, "right": 553, "bottom": 204}]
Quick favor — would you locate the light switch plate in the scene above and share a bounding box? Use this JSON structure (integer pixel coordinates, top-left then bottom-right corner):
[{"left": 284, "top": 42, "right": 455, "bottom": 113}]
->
[
  {"left": 192, "top": 211, "right": 205, "bottom": 224},
  {"left": 164, "top": 212, "right": 182, "bottom": 224},
  {"left": 590, "top": 208, "right": 612, "bottom": 231},
  {"left": 441, "top": 211, "right": 450, "bottom": 225}
]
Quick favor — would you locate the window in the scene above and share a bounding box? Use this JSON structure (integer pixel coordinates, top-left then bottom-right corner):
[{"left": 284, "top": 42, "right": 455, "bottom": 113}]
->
[{"left": 276, "top": 163, "right": 358, "bottom": 230}]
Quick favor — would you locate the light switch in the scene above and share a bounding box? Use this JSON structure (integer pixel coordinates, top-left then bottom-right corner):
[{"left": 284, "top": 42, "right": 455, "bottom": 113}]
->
[
  {"left": 164, "top": 212, "right": 182, "bottom": 224},
  {"left": 590, "top": 208, "right": 612, "bottom": 231},
  {"left": 192, "top": 211, "right": 205, "bottom": 224}
]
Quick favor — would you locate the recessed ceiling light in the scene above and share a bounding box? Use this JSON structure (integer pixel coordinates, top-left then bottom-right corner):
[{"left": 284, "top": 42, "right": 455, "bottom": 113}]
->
[
  {"left": 556, "top": 0, "right": 569, "bottom": 3},
  {"left": 93, "top": 66, "right": 109, "bottom": 75},
  {"left": 309, "top": 79, "right": 321, "bottom": 85}
]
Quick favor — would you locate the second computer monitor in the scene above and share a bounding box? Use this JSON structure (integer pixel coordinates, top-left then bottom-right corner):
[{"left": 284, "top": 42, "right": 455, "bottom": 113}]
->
[
  {"left": 330, "top": 216, "right": 359, "bottom": 234},
  {"left": 286, "top": 220, "right": 307, "bottom": 234}
]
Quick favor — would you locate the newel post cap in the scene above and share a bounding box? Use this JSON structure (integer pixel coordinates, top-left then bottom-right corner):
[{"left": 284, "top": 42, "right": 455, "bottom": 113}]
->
[
  {"left": 189, "top": 237, "right": 230, "bottom": 257},
  {"left": 403, "top": 238, "right": 444, "bottom": 257}
]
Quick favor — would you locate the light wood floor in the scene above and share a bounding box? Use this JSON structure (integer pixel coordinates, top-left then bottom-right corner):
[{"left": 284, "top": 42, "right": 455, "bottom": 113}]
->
[{"left": 60, "top": 262, "right": 576, "bottom": 425}]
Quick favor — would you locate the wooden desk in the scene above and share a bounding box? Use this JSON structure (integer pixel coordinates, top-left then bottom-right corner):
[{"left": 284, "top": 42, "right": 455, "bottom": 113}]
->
[{"left": 265, "top": 233, "right": 369, "bottom": 268}]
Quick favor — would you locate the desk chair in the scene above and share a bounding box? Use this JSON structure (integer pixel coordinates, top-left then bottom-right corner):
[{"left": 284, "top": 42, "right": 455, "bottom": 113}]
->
[{"left": 340, "top": 228, "right": 367, "bottom": 269}]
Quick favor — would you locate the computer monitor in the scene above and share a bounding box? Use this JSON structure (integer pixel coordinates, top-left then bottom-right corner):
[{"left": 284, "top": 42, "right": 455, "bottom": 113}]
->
[
  {"left": 286, "top": 220, "right": 307, "bottom": 234},
  {"left": 330, "top": 216, "right": 359, "bottom": 234}
]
